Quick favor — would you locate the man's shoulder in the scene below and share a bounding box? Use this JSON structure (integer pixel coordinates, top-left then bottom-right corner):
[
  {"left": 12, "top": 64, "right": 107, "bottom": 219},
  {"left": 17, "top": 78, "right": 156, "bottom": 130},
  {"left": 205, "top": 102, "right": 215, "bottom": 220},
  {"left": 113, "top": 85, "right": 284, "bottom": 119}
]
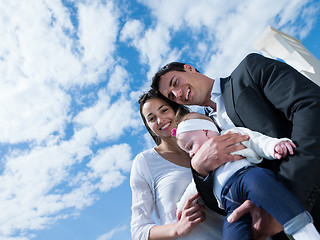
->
[
  {"left": 244, "top": 52, "right": 263, "bottom": 60},
  {"left": 230, "top": 53, "right": 265, "bottom": 77},
  {"left": 240, "top": 53, "right": 264, "bottom": 66}
]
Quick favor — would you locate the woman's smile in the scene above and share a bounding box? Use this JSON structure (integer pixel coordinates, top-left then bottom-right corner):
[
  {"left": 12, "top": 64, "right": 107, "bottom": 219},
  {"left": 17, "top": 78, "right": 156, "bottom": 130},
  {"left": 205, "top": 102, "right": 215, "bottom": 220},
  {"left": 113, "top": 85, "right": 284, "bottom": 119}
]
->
[{"left": 160, "top": 122, "right": 171, "bottom": 130}]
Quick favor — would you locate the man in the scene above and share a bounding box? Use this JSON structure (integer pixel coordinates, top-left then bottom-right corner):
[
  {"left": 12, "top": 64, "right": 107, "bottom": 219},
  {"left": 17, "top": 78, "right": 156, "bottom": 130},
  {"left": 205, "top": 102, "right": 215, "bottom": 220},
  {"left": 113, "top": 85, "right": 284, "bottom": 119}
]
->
[{"left": 151, "top": 53, "right": 320, "bottom": 234}]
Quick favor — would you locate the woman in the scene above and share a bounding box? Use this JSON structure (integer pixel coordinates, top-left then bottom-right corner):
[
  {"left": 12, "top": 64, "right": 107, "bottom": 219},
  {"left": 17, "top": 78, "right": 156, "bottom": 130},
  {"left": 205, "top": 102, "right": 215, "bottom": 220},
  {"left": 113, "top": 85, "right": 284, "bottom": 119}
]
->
[{"left": 130, "top": 89, "right": 282, "bottom": 240}]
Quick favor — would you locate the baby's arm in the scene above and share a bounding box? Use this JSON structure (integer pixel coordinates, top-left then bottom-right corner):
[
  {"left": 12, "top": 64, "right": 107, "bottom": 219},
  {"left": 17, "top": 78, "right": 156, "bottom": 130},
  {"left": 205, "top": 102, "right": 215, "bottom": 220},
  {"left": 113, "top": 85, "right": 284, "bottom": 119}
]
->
[
  {"left": 176, "top": 179, "right": 198, "bottom": 218},
  {"left": 274, "top": 140, "right": 296, "bottom": 159},
  {"left": 230, "top": 127, "right": 295, "bottom": 160}
]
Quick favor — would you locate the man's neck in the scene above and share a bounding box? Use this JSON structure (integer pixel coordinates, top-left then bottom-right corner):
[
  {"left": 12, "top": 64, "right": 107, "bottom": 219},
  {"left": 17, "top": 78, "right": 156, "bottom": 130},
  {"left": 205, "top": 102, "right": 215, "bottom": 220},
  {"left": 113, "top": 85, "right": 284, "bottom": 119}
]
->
[
  {"left": 206, "top": 100, "right": 216, "bottom": 111},
  {"left": 203, "top": 78, "right": 216, "bottom": 110}
]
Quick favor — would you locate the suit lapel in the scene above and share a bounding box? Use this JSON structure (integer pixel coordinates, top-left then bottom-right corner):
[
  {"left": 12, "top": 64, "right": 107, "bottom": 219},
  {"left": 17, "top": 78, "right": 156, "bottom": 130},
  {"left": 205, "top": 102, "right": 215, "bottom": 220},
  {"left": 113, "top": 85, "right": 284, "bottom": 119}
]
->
[{"left": 220, "top": 77, "right": 244, "bottom": 127}]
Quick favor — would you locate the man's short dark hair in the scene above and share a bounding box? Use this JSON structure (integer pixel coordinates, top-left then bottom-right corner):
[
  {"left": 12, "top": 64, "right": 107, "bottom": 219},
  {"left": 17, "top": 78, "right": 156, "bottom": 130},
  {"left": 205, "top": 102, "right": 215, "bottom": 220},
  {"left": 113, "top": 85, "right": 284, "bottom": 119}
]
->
[{"left": 151, "top": 62, "right": 186, "bottom": 91}]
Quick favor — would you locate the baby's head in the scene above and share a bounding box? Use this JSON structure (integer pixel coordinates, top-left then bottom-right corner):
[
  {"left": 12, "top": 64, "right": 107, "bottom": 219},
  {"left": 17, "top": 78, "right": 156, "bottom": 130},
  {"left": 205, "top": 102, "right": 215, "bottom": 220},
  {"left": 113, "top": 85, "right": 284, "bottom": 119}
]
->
[{"left": 174, "top": 112, "right": 220, "bottom": 157}]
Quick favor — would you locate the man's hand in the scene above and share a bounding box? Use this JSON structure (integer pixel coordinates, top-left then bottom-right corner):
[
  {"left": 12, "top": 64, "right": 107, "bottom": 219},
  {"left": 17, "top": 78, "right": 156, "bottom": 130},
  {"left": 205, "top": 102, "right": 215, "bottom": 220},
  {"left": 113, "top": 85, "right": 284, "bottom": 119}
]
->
[
  {"left": 227, "top": 200, "right": 283, "bottom": 240},
  {"left": 191, "top": 132, "right": 249, "bottom": 177}
]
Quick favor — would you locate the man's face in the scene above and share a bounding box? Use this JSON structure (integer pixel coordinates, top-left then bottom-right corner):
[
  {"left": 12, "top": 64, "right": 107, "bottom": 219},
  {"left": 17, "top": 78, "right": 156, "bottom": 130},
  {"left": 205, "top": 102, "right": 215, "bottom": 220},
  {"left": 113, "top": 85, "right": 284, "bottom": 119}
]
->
[{"left": 158, "top": 65, "right": 209, "bottom": 106}]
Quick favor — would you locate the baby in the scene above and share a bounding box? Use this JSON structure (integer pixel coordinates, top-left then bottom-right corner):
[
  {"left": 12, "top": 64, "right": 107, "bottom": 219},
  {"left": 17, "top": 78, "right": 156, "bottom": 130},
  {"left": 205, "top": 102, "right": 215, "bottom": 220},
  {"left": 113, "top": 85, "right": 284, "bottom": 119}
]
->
[{"left": 174, "top": 112, "right": 319, "bottom": 240}]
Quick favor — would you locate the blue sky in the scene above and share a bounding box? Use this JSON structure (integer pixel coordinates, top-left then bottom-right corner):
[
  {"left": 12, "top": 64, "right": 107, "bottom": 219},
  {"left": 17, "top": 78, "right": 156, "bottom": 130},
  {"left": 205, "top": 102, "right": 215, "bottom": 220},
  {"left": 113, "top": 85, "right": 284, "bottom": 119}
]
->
[{"left": 0, "top": 0, "right": 319, "bottom": 239}]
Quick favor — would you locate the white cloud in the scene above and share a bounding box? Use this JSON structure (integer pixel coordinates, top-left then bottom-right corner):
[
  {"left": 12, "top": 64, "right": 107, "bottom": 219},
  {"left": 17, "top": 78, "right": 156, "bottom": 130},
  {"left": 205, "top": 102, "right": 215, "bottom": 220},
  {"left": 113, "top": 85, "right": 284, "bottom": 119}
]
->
[
  {"left": 0, "top": 126, "right": 95, "bottom": 236},
  {"left": 0, "top": 126, "right": 132, "bottom": 237},
  {"left": 120, "top": 19, "right": 144, "bottom": 42},
  {"left": 0, "top": 0, "right": 76, "bottom": 144},
  {"left": 282, "top": 0, "right": 320, "bottom": 39},
  {"left": 121, "top": 23, "right": 182, "bottom": 80},
  {"left": 77, "top": 0, "right": 120, "bottom": 84},
  {"left": 134, "top": 0, "right": 318, "bottom": 79},
  {"left": 96, "top": 225, "right": 127, "bottom": 240},
  {"left": 74, "top": 90, "right": 140, "bottom": 141},
  {"left": 0, "top": 0, "right": 83, "bottom": 86},
  {"left": 107, "top": 65, "right": 130, "bottom": 96},
  {"left": 88, "top": 143, "right": 132, "bottom": 174},
  {"left": 0, "top": 0, "right": 122, "bottom": 144},
  {"left": 0, "top": 80, "right": 70, "bottom": 143},
  {"left": 138, "top": 0, "right": 189, "bottom": 30},
  {"left": 94, "top": 98, "right": 140, "bottom": 141}
]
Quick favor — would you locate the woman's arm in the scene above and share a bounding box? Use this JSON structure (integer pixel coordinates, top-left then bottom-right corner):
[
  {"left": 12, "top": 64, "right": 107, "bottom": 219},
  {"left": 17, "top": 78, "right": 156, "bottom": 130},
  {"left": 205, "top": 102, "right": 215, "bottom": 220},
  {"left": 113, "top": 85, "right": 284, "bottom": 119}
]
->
[
  {"left": 130, "top": 155, "right": 205, "bottom": 240},
  {"left": 130, "top": 157, "right": 157, "bottom": 240}
]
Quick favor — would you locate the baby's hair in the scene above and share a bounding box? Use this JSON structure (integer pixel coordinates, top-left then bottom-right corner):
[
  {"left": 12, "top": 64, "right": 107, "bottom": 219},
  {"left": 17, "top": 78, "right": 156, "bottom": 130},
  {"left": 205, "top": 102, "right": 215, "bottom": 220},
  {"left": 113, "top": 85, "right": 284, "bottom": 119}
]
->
[
  {"left": 175, "top": 111, "right": 212, "bottom": 124},
  {"left": 174, "top": 111, "right": 220, "bottom": 132}
]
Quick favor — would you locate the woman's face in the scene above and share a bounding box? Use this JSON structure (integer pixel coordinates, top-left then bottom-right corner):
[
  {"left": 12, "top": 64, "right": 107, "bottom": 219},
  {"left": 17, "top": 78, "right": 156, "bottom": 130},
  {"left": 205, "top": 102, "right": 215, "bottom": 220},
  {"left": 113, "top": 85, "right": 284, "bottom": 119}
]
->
[{"left": 142, "top": 98, "right": 176, "bottom": 139}]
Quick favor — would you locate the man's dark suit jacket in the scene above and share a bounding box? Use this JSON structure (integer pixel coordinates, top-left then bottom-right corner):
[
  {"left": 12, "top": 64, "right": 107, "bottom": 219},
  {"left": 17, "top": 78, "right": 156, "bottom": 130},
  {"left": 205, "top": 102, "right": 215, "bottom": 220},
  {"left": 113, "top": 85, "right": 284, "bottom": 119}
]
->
[{"left": 193, "top": 53, "right": 320, "bottom": 224}]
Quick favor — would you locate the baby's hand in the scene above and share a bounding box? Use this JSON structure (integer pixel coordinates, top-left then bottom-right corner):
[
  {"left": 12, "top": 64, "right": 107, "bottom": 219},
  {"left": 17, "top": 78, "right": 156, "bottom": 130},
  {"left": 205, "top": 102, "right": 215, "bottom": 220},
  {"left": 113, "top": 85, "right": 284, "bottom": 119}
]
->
[{"left": 274, "top": 141, "right": 296, "bottom": 159}]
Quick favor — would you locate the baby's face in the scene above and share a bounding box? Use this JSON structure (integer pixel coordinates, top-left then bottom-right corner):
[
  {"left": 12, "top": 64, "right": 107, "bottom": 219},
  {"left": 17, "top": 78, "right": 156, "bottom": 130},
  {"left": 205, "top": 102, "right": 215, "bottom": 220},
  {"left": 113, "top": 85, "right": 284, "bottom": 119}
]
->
[{"left": 177, "top": 130, "right": 209, "bottom": 158}]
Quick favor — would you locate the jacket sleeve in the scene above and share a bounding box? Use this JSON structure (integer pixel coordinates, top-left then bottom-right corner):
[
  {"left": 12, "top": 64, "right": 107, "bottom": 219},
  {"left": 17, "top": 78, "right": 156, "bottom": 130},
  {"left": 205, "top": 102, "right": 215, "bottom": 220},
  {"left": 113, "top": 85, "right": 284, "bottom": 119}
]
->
[{"left": 191, "top": 166, "right": 226, "bottom": 215}]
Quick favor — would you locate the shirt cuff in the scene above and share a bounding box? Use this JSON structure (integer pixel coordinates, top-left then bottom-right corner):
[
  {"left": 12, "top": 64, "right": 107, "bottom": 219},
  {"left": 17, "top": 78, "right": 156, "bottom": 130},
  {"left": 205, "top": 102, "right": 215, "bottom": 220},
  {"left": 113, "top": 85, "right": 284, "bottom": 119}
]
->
[{"left": 190, "top": 164, "right": 213, "bottom": 182}]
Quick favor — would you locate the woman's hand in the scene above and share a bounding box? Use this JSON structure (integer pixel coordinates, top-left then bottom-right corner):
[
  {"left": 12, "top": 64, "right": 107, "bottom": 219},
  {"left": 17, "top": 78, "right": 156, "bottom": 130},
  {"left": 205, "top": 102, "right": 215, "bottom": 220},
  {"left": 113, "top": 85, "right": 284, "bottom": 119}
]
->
[
  {"left": 175, "top": 194, "right": 206, "bottom": 237},
  {"left": 149, "top": 194, "right": 206, "bottom": 239},
  {"left": 191, "top": 132, "right": 249, "bottom": 177},
  {"left": 227, "top": 200, "right": 283, "bottom": 240}
]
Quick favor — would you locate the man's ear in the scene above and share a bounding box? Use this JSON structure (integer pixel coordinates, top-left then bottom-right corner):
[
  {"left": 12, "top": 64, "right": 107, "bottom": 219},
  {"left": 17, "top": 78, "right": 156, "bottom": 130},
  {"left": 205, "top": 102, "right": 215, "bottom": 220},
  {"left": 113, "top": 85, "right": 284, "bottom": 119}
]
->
[{"left": 184, "top": 64, "right": 196, "bottom": 73}]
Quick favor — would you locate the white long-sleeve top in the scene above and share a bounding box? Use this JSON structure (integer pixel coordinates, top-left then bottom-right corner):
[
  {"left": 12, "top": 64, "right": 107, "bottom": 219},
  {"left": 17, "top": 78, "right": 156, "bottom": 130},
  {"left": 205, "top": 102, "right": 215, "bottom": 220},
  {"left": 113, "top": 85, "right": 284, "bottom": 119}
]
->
[
  {"left": 177, "top": 127, "right": 292, "bottom": 211},
  {"left": 130, "top": 148, "right": 224, "bottom": 240}
]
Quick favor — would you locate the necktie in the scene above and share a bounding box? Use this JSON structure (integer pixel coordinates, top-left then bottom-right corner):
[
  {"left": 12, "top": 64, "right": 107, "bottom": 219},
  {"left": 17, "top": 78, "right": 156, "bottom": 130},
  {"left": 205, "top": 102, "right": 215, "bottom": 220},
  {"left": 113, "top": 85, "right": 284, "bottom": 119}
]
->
[{"left": 204, "top": 107, "right": 222, "bottom": 132}]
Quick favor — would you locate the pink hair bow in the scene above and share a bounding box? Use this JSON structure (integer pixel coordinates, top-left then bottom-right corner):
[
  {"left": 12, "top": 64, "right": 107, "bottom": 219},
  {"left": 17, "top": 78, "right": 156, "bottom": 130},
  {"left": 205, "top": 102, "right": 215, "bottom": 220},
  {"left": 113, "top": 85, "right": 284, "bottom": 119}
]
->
[{"left": 171, "top": 128, "right": 177, "bottom": 137}]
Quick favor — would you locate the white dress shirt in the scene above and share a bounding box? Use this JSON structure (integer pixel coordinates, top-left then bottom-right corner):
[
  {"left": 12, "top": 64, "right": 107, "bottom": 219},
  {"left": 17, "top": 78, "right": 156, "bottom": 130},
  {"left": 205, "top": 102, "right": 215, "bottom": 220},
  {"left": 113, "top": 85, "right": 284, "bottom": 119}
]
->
[{"left": 208, "top": 78, "right": 235, "bottom": 130}]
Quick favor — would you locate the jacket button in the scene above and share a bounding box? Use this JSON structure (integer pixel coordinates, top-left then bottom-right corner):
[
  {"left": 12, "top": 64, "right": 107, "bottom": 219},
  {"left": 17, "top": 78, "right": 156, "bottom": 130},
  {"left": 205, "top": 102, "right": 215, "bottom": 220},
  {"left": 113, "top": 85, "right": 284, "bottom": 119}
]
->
[{"left": 307, "top": 199, "right": 315, "bottom": 206}]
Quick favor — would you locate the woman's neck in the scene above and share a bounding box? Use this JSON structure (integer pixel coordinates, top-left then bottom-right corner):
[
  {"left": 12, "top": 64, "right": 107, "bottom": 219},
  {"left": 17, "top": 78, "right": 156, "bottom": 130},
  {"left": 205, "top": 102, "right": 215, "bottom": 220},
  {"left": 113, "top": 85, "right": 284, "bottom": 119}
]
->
[
  {"left": 156, "top": 137, "right": 180, "bottom": 152},
  {"left": 155, "top": 137, "right": 191, "bottom": 168}
]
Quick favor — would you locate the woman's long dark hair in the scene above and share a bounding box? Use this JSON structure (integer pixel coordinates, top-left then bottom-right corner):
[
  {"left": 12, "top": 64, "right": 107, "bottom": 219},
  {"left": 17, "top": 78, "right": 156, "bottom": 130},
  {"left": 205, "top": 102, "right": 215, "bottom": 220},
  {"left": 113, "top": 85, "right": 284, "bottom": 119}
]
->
[{"left": 138, "top": 89, "right": 189, "bottom": 145}]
